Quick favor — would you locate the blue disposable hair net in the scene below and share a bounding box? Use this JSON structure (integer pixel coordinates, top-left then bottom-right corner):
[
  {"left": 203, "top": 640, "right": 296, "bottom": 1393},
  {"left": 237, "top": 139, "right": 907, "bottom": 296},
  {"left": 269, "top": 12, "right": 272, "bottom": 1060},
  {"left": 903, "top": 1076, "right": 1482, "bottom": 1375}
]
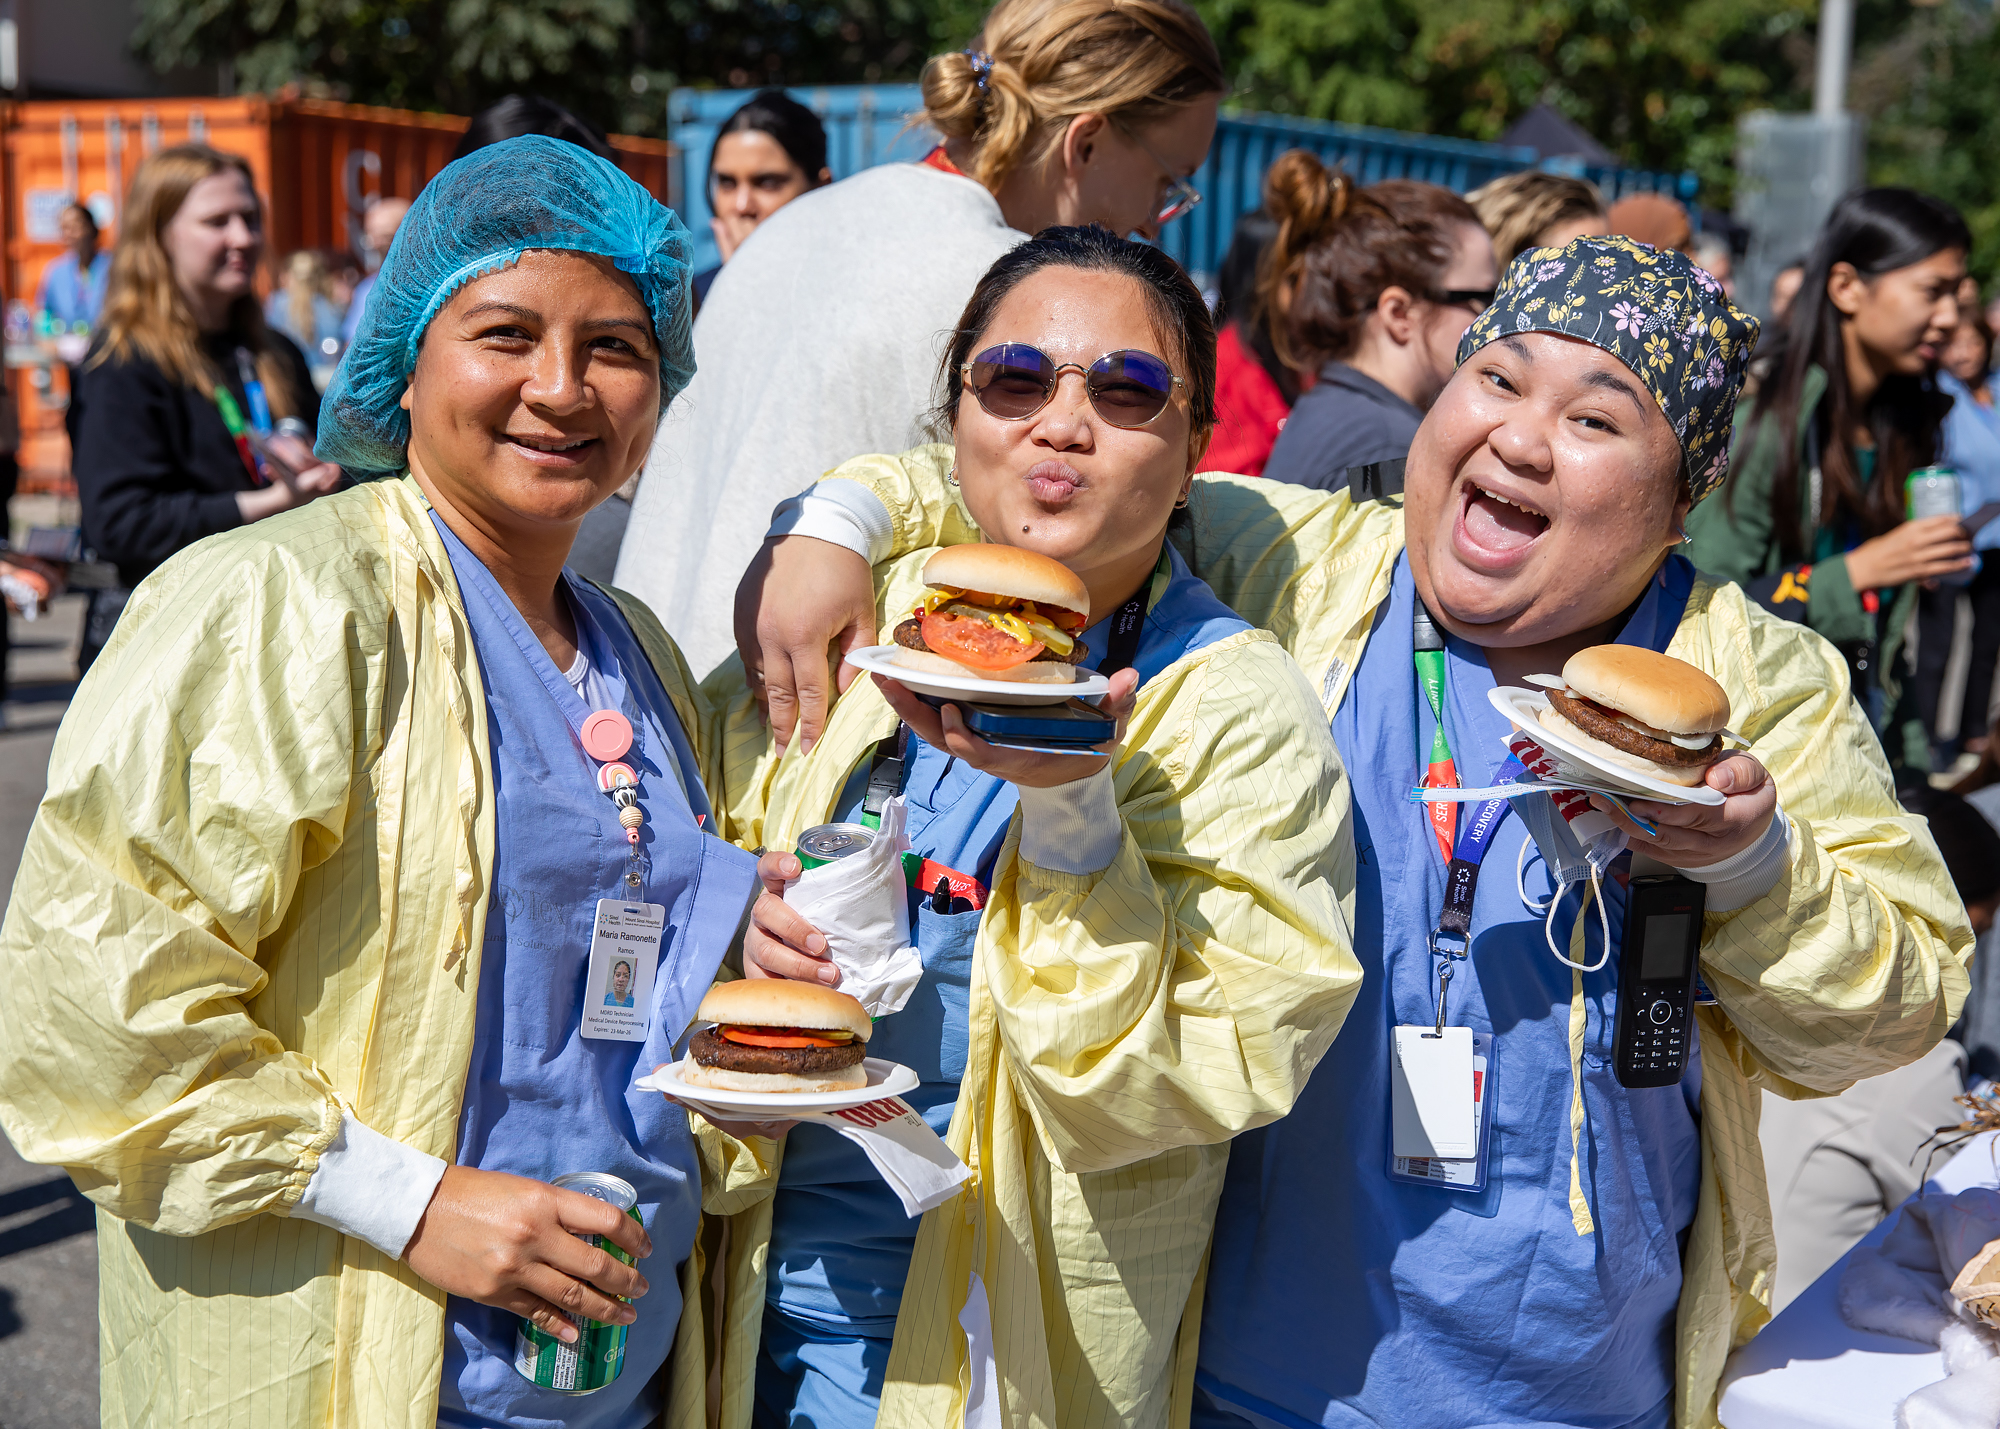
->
[{"left": 316, "top": 134, "right": 694, "bottom": 473}]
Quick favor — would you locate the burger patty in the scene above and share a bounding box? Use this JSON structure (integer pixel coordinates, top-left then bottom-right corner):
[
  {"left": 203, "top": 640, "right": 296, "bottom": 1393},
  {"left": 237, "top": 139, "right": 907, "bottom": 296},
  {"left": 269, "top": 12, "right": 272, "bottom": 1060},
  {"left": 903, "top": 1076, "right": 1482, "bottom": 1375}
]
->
[
  {"left": 893, "top": 614, "right": 1087, "bottom": 665},
  {"left": 1546, "top": 688, "right": 1721, "bottom": 767},
  {"left": 689, "top": 1026, "right": 868, "bottom": 1076}
]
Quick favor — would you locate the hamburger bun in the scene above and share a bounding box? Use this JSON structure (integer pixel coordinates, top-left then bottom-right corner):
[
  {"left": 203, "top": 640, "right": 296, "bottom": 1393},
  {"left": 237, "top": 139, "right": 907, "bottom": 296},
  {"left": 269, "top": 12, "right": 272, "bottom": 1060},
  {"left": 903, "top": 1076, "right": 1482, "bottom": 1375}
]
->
[
  {"left": 697, "top": 980, "right": 872, "bottom": 1042},
  {"left": 922, "top": 545, "right": 1090, "bottom": 620},
  {"left": 679, "top": 1061, "right": 868, "bottom": 1094},
  {"left": 886, "top": 646, "right": 1078, "bottom": 683},
  {"left": 1536, "top": 705, "right": 1711, "bottom": 787},
  {"left": 1561, "top": 647, "right": 1728, "bottom": 737}
]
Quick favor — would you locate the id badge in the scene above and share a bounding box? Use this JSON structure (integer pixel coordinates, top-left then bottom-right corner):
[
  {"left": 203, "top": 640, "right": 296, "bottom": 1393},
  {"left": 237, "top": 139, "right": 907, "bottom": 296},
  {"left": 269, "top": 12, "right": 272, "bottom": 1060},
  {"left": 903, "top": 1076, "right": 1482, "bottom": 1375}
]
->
[
  {"left": 1388, "top": 1032, "right": 1494, "bottom": 1192},
  {"left": 579, "top": 899, "right": 666, "bottom": 1042}
]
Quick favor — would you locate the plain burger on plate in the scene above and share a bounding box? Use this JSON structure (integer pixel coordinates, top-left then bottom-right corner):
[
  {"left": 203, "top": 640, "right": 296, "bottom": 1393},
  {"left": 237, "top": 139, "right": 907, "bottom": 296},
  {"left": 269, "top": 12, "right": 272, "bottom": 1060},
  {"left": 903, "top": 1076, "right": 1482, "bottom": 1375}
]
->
[
  {"left": 1529, "top": 646, "right": 1734, "bottom": 787},
  {"left": 683, "top": 981, "right": 872, "bottom": 1093},
  {"left": 890, "top": 545, "right": 1090, "bottom": 684}
]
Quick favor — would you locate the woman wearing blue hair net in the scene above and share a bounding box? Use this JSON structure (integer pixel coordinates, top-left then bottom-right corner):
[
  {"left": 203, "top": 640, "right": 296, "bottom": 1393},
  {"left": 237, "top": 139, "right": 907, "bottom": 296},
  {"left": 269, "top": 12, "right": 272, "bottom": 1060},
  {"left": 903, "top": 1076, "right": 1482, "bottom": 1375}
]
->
[{"left": 0, "top": 135, "right": 772, "bottom": 1429}]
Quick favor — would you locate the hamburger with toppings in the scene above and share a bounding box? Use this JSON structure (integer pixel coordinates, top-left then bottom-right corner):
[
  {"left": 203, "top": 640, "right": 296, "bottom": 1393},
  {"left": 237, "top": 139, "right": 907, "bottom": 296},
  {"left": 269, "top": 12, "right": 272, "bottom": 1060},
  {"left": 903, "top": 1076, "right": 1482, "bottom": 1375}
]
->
[
  {"left": 1532, "top": 646, "right": 1733, "bottom": 787},
  {"left": 889, "top": 545, "right": 1090, "bottom": 684},
  {"left": 682, "top": 981, "right": 871, "bottom": 1093}
]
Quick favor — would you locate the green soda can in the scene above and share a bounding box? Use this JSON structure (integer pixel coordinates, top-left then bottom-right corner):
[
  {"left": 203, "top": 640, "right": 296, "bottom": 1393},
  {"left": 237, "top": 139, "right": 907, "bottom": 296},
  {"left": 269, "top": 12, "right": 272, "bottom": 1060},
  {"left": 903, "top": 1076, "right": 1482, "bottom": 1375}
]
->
[
  {"left": 512, "top": 1172, "right": 642, "bottom": 1394},
  {"left": 795, "top": 822, "right": 876, "bottom": 870}
]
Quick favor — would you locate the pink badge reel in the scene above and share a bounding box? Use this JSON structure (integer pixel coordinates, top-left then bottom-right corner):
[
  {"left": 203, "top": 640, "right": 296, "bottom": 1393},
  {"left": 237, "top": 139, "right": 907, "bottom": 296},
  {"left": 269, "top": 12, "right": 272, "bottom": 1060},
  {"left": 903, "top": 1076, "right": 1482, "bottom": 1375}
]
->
[{"left": 580, "top": 709, "right": 633, "bottom": 763}]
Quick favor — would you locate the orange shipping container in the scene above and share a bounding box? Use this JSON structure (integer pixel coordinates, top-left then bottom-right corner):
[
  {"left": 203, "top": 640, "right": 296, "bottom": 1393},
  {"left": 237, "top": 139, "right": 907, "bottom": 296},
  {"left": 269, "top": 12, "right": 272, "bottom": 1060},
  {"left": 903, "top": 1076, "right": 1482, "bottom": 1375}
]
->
[{"left": 1, "top": 94, "right": 677, "bottom": 489}]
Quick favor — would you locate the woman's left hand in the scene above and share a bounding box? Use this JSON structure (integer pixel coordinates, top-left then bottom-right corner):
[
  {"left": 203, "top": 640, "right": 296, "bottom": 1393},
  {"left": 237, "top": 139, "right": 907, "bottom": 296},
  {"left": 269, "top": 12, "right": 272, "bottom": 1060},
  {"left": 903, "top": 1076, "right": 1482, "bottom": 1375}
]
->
[
  {"left": 1590, "top": 752, "right": 1777, "bottom": 868},
  {"left": 872, "top": 668, "right": 1141, "bottom": 788}
]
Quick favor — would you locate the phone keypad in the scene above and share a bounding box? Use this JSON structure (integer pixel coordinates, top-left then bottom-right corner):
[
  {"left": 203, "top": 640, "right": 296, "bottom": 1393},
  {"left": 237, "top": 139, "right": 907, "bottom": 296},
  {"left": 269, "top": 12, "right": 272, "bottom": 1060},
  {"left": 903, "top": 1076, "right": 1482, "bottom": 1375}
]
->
[{"left": 1620, "top": 994, "right": 1688, "bottom": 1080}]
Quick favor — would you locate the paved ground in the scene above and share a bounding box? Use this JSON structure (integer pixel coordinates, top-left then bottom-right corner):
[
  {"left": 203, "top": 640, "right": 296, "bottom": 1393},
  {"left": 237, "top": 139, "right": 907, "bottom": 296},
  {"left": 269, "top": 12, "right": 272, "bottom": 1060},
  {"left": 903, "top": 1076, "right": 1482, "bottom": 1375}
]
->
[{"left": 0, "top": 595, "right": 99, "bottom": 1429}]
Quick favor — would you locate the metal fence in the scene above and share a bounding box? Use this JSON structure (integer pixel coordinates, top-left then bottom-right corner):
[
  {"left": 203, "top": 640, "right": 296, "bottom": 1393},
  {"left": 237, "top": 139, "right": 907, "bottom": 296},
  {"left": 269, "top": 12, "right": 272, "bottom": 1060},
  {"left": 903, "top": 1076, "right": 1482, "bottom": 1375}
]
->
[{"left": 670, "top": 84, "right": 1699, "bottom": 281}]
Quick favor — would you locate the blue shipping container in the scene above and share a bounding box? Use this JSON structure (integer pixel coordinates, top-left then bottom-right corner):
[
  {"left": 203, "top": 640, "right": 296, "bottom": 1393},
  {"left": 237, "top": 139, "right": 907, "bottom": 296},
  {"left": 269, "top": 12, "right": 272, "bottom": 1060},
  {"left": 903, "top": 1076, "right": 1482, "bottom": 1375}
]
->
[{"left": 670, "top": 85, "right": 1697, "bottom": 281}]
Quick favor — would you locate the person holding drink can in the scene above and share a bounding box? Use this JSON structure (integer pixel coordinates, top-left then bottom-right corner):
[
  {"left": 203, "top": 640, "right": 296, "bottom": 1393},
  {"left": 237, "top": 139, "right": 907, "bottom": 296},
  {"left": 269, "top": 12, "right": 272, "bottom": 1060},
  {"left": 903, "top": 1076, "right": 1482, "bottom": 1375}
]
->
[
  {"left": 687, "top": 226, "right": 1362, "bottom": 1429},
  {"left": 1687, "top": 188, "right": 1975, "bottom": 781},
  {"left": 0, "top": 137, "right": 777, "bottom": 1429}
]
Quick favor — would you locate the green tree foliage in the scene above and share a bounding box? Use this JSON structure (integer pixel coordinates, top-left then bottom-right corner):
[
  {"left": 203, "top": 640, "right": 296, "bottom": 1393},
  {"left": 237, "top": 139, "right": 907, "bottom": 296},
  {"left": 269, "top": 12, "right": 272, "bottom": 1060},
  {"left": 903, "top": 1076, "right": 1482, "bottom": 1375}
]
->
[
  {"left": 134, "top": 0, "right": 1938, "bottom": 212},
  {"left": 1190, "top": 0, "right": 1834, "bottom": 197},
  {"left": 132, "top": 0, "right": 944, "bottom": 139},
  {"left": 1865, "top": 6, "right": 2000, "bottom": 279}
]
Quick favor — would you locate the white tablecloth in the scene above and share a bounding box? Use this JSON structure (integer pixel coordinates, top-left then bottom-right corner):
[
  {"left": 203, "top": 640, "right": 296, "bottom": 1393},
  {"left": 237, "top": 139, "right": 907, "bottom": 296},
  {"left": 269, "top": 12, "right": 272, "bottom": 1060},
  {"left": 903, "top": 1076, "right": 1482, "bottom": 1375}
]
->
[{"left": 1718, "top": 1130, "right": 2000, "bottom": 1428}]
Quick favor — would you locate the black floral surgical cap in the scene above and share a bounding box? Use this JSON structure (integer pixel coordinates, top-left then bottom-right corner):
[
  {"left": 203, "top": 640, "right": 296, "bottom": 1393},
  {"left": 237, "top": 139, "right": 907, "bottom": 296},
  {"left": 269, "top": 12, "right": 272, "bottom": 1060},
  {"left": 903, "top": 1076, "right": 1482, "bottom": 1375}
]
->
[{"left": 1456, "top": 234, "right": 1759, "bottom": 504}]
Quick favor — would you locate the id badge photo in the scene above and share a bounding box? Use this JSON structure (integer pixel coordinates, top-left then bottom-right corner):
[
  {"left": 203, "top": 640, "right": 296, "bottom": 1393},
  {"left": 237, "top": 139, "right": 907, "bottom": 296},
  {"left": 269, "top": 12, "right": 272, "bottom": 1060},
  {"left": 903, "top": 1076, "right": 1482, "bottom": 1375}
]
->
[{"left": 1386, "top": 1031, "right": 1494, "bottom": 1193}]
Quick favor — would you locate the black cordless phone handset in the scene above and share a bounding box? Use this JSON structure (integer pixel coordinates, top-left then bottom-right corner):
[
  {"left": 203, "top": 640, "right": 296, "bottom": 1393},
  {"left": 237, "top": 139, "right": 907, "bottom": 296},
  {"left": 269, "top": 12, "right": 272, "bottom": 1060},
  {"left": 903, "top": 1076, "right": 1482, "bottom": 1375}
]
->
[{"left": 1612, "top": 873, "right": 1706, "bottom": 1089}]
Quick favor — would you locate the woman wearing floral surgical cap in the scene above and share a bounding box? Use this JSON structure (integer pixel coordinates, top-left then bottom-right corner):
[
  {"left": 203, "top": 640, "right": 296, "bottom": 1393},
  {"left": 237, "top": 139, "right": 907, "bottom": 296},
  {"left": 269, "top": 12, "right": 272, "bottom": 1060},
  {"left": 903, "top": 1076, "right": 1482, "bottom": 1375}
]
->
[
  {"left": 739, "top": 234, "right": 1973, "bottom": 1426},
  {"left": 0, "top": 135, "right": 776, "bottom": 1429}
]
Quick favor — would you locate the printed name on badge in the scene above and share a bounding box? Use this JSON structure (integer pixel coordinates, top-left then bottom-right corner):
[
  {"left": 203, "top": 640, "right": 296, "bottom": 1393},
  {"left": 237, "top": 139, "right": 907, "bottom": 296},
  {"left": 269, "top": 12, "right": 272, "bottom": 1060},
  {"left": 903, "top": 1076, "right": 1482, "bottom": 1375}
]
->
[{"left": 580, "top": 899, "right": 666, "bottom": 1042}]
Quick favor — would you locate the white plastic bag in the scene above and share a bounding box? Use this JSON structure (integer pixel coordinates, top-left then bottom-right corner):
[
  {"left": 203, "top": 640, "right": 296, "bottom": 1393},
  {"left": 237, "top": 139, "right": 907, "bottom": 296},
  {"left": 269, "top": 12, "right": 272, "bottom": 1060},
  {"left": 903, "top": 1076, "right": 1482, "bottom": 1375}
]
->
[{"left": 784, "top": 796, "right": 925, "bottom": 1018}]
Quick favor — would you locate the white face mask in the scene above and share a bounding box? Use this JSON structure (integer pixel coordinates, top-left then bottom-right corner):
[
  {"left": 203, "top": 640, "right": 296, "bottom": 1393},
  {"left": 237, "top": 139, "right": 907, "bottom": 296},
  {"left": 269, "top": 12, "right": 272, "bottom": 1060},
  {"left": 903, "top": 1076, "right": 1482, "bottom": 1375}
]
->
[{"left": 1514, "top": 789, "right": 1628, "bottom": 971}]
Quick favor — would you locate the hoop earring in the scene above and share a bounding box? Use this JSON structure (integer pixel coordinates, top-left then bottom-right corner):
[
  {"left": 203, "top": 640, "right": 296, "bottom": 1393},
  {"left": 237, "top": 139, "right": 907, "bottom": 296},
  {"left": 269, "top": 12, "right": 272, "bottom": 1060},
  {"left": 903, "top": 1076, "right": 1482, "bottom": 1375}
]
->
[
  {"left": 947, "top": 462, "right": 960, "bottom": 487},
  {"left": 1174, "top": 488, "right": 1191, "bottom": 509}
]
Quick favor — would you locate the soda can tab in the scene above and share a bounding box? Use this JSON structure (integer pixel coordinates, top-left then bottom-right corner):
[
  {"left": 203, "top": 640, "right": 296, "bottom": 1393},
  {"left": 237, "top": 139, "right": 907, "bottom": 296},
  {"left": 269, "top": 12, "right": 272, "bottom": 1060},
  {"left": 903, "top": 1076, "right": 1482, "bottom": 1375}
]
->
[
  {"left": 795, "top": 822, "right": 876, "bottom": 871},
  {"left": 512, "top": 1172, "right": 642, "bottom": 1395}
]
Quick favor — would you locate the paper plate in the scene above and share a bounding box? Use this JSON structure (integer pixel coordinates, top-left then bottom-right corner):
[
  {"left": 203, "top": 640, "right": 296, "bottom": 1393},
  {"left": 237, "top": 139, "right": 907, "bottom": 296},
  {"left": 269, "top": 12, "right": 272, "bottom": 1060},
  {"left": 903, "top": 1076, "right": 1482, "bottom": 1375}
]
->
[
  {"left": 637, "top": 1056, "right": 920, "bottom": 1115},
  {"left": 844, "top": 644, "right": 1111, "bottom": 707},
  {"left": 1488, "top": 686, "right": 1725, "bottom": 807}
]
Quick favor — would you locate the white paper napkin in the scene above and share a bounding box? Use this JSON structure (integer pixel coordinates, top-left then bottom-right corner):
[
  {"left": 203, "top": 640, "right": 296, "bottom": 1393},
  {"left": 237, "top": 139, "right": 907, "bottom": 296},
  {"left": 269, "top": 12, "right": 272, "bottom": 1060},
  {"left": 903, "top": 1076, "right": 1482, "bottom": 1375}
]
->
[
  {"left": 794, "top": 1094, "right": 972, "bottom": 1217},
  {"left": 785, "top": 796, "right": 924, "bottom": 1017},
  {"left": 670, "top": 1086, "right": 971, "bottom": 1217}
]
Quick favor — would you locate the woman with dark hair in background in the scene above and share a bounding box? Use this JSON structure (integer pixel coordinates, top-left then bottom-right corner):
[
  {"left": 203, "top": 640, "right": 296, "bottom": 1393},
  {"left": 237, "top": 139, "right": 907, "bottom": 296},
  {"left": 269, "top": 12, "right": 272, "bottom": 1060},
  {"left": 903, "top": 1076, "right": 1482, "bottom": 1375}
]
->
[
  {"left": 1689, "top": 187, "right": 1974, "bottom": 782},
  {"left": 1200, "top": 201, "right": 1306, "bottom": 476},
  {"left": 692, "top": 90, "right": 831, "bottom": 311},
  {"left": 1256, "top": 149, "right": 1498, "bottom": 492},
  {"left": 1915, "top": 294, "right": 2000, "bottom": 764},
  {"left": 451, "top": 92, "right": 616, "bottom": 163},
  {"left": 72, "top": 144, "right": 342, "bottom": 667}
]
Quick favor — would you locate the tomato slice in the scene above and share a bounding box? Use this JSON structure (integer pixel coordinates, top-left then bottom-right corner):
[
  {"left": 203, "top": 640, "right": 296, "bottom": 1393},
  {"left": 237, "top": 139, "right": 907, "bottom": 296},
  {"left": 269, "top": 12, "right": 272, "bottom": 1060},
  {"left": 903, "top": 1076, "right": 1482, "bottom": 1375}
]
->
[
  {"left": 719, "top": 1026, "right": 850, "bottom": 1049},
  {"left": 921, "top": 609, "right": 1042, "bottom": 672}
]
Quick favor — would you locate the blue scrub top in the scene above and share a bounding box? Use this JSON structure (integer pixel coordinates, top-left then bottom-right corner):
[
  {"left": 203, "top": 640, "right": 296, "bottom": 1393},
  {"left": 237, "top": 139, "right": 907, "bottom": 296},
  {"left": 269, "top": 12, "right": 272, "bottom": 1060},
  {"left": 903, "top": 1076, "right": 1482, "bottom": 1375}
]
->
[
  {"left": 1942, "top": 371, "right": 2000, "bottom": 554},
  {"left": 764, "top": 544, "right": 1250, "bottom": 1333},
  {"left": 36, "top": 250, "right": 108, "bottom": 328},
  {"left": 1195, "top": 554, "right": 1704, "bottom": 1429},
  {"left": 432, "top": 517, "right": 761, "bottom": 1429}
]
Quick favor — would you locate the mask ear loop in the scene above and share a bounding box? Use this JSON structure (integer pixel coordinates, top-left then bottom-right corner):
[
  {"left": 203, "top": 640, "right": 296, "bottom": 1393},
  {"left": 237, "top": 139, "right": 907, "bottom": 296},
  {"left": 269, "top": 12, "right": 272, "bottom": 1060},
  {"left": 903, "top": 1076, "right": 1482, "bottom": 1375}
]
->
[
  {"left": 1517, "top": 835, "right": 1552, "bottom": 915},
  {"left": 1546, "top": 863, "right": 1612, "bottom": 973}
]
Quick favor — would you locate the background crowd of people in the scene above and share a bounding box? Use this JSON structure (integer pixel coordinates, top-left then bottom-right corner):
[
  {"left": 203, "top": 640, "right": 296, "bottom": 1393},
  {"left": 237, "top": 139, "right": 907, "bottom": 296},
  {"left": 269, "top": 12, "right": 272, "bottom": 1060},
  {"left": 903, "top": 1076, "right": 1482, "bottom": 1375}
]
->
[{"left": 1, "top": 0, "right": 1999, "bottom": 1424}]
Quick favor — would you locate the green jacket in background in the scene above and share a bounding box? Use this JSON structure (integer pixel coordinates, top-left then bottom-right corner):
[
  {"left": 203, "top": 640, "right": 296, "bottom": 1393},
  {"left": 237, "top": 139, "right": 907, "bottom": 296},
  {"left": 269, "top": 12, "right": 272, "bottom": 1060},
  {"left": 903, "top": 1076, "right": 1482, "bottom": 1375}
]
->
[{"left": 1685, "top": 365, "right": 1927, "bottom": 779}]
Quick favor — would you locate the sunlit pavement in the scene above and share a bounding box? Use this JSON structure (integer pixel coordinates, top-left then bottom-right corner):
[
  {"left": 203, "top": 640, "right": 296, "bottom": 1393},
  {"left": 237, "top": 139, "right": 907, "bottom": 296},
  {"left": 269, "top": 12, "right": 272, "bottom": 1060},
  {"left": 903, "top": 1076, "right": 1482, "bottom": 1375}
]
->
[{"left": 1, "top": 595, "right": 99, "bottom": 1429}]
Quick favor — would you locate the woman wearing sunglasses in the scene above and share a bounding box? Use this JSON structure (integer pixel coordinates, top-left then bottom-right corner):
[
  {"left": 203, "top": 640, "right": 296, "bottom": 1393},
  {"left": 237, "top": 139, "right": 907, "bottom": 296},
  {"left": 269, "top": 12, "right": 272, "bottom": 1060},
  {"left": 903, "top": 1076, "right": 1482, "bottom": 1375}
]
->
[
  {"left": 686, "top": 226, "right": 1360, "bottom": 1429},
  {"left": 615, "top": 0, "right": 1224, "bottom": 678},
  {"left": 1255, "top": 150, "right": 1499, "bottom": 494}
]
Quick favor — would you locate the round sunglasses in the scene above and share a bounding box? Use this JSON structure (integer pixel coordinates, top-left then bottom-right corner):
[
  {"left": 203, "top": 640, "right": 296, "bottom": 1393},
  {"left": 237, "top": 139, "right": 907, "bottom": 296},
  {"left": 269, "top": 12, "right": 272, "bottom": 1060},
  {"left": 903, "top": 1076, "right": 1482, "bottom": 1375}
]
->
[{"left": 959, "top": 343, "right": 1185, "bottom": 429}]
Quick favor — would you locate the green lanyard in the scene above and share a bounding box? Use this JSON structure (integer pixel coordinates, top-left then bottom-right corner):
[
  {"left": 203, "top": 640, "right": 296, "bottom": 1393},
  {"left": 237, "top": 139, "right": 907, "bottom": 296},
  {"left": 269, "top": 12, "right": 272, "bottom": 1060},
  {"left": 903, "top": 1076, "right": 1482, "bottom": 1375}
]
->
[
  {"left": 1414, "top": 600, "right": 1458, "bottom": 865},
  {"left": 212, "top": 385, "right": 264, "bottom": 486}
]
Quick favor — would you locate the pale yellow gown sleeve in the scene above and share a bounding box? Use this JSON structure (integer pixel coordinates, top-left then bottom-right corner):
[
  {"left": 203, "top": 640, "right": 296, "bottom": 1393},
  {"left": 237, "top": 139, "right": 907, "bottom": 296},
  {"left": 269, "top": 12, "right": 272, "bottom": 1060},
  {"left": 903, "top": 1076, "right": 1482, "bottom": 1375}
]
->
[
  {"left": 1673, "top": 577, "right": 1971, "bottom": 1096},
  {"left": 980, "top": 628, "right": 1362, "bottom": 1173},
  {"left": 0, "top": 537, "right": 376, "bottom": 1233}
]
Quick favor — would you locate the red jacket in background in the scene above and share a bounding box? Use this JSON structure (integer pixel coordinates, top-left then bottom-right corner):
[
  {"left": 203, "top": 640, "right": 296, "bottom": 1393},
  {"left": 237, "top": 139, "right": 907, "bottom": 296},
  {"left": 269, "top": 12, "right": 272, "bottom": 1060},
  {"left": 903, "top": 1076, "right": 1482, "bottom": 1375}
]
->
[{"left": 1202, "top": 321, "right": 1296, "bottom": 477}]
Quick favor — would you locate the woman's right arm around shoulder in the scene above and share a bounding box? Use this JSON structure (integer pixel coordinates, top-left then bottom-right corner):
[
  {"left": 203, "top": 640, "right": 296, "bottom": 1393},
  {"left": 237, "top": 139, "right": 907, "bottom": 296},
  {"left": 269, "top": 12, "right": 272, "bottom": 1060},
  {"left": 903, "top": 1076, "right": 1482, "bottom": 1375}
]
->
[
  {"left": 736, "top": 451, "right": 1365, "bottom": 750},
  {"left": 734, "top": 445, "right": 980, "bottom": 751}
]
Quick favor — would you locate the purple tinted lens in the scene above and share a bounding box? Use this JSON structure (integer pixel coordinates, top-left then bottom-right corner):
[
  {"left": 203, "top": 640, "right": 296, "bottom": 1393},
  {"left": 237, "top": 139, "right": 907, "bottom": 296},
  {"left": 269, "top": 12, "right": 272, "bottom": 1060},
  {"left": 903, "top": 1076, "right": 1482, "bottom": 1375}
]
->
[
  {"left": 1086, "top": 350, "right": 1174, "bottom": 426},
  {"left": 969, "top": 343, "right": 1055, "bottom": 419}
]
